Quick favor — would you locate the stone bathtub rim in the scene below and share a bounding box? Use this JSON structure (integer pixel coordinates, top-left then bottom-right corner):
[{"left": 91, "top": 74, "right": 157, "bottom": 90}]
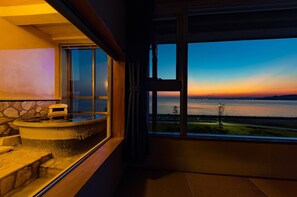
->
[{"left": 13, "top": 116, "right": 107, "bottom": 128}]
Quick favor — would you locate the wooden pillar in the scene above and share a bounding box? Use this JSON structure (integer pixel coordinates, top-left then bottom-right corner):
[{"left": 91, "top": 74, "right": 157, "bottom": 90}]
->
[{"left": 112, "top": 60, "right": 125, "bottom": 137}]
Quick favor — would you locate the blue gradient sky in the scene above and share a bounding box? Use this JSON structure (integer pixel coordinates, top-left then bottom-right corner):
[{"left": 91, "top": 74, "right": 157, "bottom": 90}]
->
[{"left": 157, "top": 38, "right": 297, "bottom": 97}]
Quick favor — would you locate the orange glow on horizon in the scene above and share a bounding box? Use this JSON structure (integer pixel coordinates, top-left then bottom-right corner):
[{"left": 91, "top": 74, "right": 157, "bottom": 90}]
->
[
  {"left": 186, "top": 67, "right": 297, "bottom": 98},
  {"left": 187, "top": 82, "right": 297, "bottom": 98}
]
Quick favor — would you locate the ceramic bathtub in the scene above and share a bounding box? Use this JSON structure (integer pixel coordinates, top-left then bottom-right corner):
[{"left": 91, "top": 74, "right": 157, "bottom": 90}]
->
[{"left": 13, "top": 114, "right": 107, "bottom": 156}]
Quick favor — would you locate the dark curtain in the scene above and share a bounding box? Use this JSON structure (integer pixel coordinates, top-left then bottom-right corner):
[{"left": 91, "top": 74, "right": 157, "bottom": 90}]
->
[{"left": 124, "top": 0, "right": 154, "bottom": 162}]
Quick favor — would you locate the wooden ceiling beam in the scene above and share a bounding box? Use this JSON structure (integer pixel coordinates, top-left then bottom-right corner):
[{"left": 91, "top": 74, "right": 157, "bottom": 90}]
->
[
  {"left": 0, "top": 3, "right": 69, "bottom": 25},
  {"left": 0, "top": 0, "right": 45, "bottom": 7},
  {"left": 0, "top": 2, "right": 91, "bottom": 43},
  {"left": 0, "top": 3, "right": 56, "bottom": 16},
  {"left": 3, "top": 13, "right": 68, "bottom": 25}
]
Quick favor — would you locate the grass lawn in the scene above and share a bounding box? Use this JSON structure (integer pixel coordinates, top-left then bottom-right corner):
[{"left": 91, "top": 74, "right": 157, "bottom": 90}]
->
[{"left": 153, "top": 121, "right": 297, "bottom": 138}]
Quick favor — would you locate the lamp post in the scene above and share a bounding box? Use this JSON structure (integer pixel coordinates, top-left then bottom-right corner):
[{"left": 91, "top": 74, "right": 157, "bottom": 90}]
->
[{"left": 218, "top": 103, "right": 225, "bottom": 129}]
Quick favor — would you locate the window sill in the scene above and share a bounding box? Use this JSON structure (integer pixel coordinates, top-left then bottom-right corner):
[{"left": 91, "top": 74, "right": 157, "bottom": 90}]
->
[
  {"left": 149, "top": 132, "right": 297, "bottom": 144},
  {"left": 36, "top": 137, "right": 124, "bottom": 197}
]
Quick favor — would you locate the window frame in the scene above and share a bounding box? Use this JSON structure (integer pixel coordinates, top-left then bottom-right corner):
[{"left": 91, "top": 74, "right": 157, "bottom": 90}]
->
[
  {"left": 61, "top": 45, "right": 111, "bottom": 116},
  {"left": 149, "top": 13, "right": 188, "bottom": 135},
  {"left": 149, "top": 9, "right": 297, "bottom": 142}
]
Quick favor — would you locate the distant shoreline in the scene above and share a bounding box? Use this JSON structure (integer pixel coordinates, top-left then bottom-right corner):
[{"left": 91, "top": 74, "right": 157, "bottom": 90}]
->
[
  {"left": 188, "top": 94, "right": 297, "bottom": 101},
  {"left": 153, "top": 98, "right": 297, "bottom": 117}
]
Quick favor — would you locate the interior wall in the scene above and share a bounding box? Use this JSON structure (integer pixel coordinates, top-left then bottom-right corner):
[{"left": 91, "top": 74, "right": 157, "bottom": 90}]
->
[
  {"left": 0, "top": 17, "right": 59, "bottom": 100},
  {"left": 146, "top": 137, "right": 297, "bottom": 180}
]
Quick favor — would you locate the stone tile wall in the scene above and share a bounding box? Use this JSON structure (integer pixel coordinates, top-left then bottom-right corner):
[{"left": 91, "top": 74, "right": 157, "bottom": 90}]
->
[{"left": 0, "top": 101, "right": 57, "bottom": 137}]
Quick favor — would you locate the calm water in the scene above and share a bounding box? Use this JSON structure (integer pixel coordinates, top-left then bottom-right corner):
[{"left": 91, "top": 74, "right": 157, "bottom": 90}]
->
[{"left": 150, "top": 98, "right": 297, "bottom": 117}]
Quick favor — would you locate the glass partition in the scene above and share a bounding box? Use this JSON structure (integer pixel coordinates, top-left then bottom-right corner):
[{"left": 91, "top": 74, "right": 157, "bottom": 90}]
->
[{"left": 0, "top": 46, "right": 111, "bottom": 196}]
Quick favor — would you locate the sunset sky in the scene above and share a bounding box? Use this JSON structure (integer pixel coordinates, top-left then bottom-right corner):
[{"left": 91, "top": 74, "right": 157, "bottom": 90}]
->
[{"left": 157, "top": 38, "right": 297, "bottom": 98}]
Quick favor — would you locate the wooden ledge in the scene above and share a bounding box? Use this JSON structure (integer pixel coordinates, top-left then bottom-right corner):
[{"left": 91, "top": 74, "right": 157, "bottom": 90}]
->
[{"left": 39, "top": 137, "right": 124, "bottom": 196}]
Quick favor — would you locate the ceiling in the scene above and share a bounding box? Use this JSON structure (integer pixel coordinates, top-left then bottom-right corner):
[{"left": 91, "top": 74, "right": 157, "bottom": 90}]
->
[
  {"left": 154, "top": 0, "right": 297, "bottom": 17},
  {"left": 1, "top": 0, "right": 295, "bottom": 46},
  {"left": 153, "top": 0, "right": 297, "bottom": 43},
  {"left": 0, "top": 0, "right": 44, "bottom": 6},
  {"left": 0, "top": 0, "right": 92, "bottom": 43}
]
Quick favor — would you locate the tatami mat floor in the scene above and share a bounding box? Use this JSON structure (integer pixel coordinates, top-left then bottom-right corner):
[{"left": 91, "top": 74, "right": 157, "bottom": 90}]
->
[{"left": 115, "top": 168, "right": 297, "bottom": 197}]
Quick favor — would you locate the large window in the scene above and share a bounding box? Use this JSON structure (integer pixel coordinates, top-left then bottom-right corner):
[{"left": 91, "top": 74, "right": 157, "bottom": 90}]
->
[
  {"left": 149, "top": 25, "right": 297, "bottom": 140},
  {"left": 188, "top": 39, "right": 297, "bottom": 138},
  {"left": 61, "top": 46, "right": 109, "bottom": 115}
]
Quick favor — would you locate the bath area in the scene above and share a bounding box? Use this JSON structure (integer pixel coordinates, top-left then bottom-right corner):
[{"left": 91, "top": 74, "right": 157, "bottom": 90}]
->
[
  {"left": 0, "top": 101, "right": 108, "bottom": 196},
  {"left": 0, "top": 1, "right": 111, "bottom": 196},
  {"left": 14, "top": 113, "right": 107, "bottom": 156}
]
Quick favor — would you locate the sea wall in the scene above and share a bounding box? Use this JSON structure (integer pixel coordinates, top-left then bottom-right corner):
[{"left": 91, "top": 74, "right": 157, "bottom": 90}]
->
[{"left": 0, "top": 101, "right": 56, "bottom": 137}]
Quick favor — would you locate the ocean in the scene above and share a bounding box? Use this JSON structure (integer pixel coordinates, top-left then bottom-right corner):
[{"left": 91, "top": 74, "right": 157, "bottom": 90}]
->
[{"left": 150, "top": 98, "right": 297, "bottom": 117}]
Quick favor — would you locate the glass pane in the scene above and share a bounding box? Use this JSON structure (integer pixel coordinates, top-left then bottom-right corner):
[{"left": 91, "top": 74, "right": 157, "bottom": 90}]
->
[
  {"left": 72, "top": 99, "right": 93, "bottom": 112},
  {"left": 95, "top": 48, "right": 108, "bottom": 96},
  {"left": 149, "top": 91, "right": 180, "bottom": 133},
  {"left": 158, "top": 92, "right": 180, "bottom": 133},
  {"left": 188, "top": 38, "right": 297, "bottom": 138},
  {"left": 157, "top": 44, "right": 176, "bottom": 79},
  {"left": 95, "top": 99, "right": 107, "bottom": 112},
  {"left": 4, "top": 44, "right": 110, "bottom": 194},
  {"left": 71, "top": 49, "right": 92, "bottom": 96}
]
